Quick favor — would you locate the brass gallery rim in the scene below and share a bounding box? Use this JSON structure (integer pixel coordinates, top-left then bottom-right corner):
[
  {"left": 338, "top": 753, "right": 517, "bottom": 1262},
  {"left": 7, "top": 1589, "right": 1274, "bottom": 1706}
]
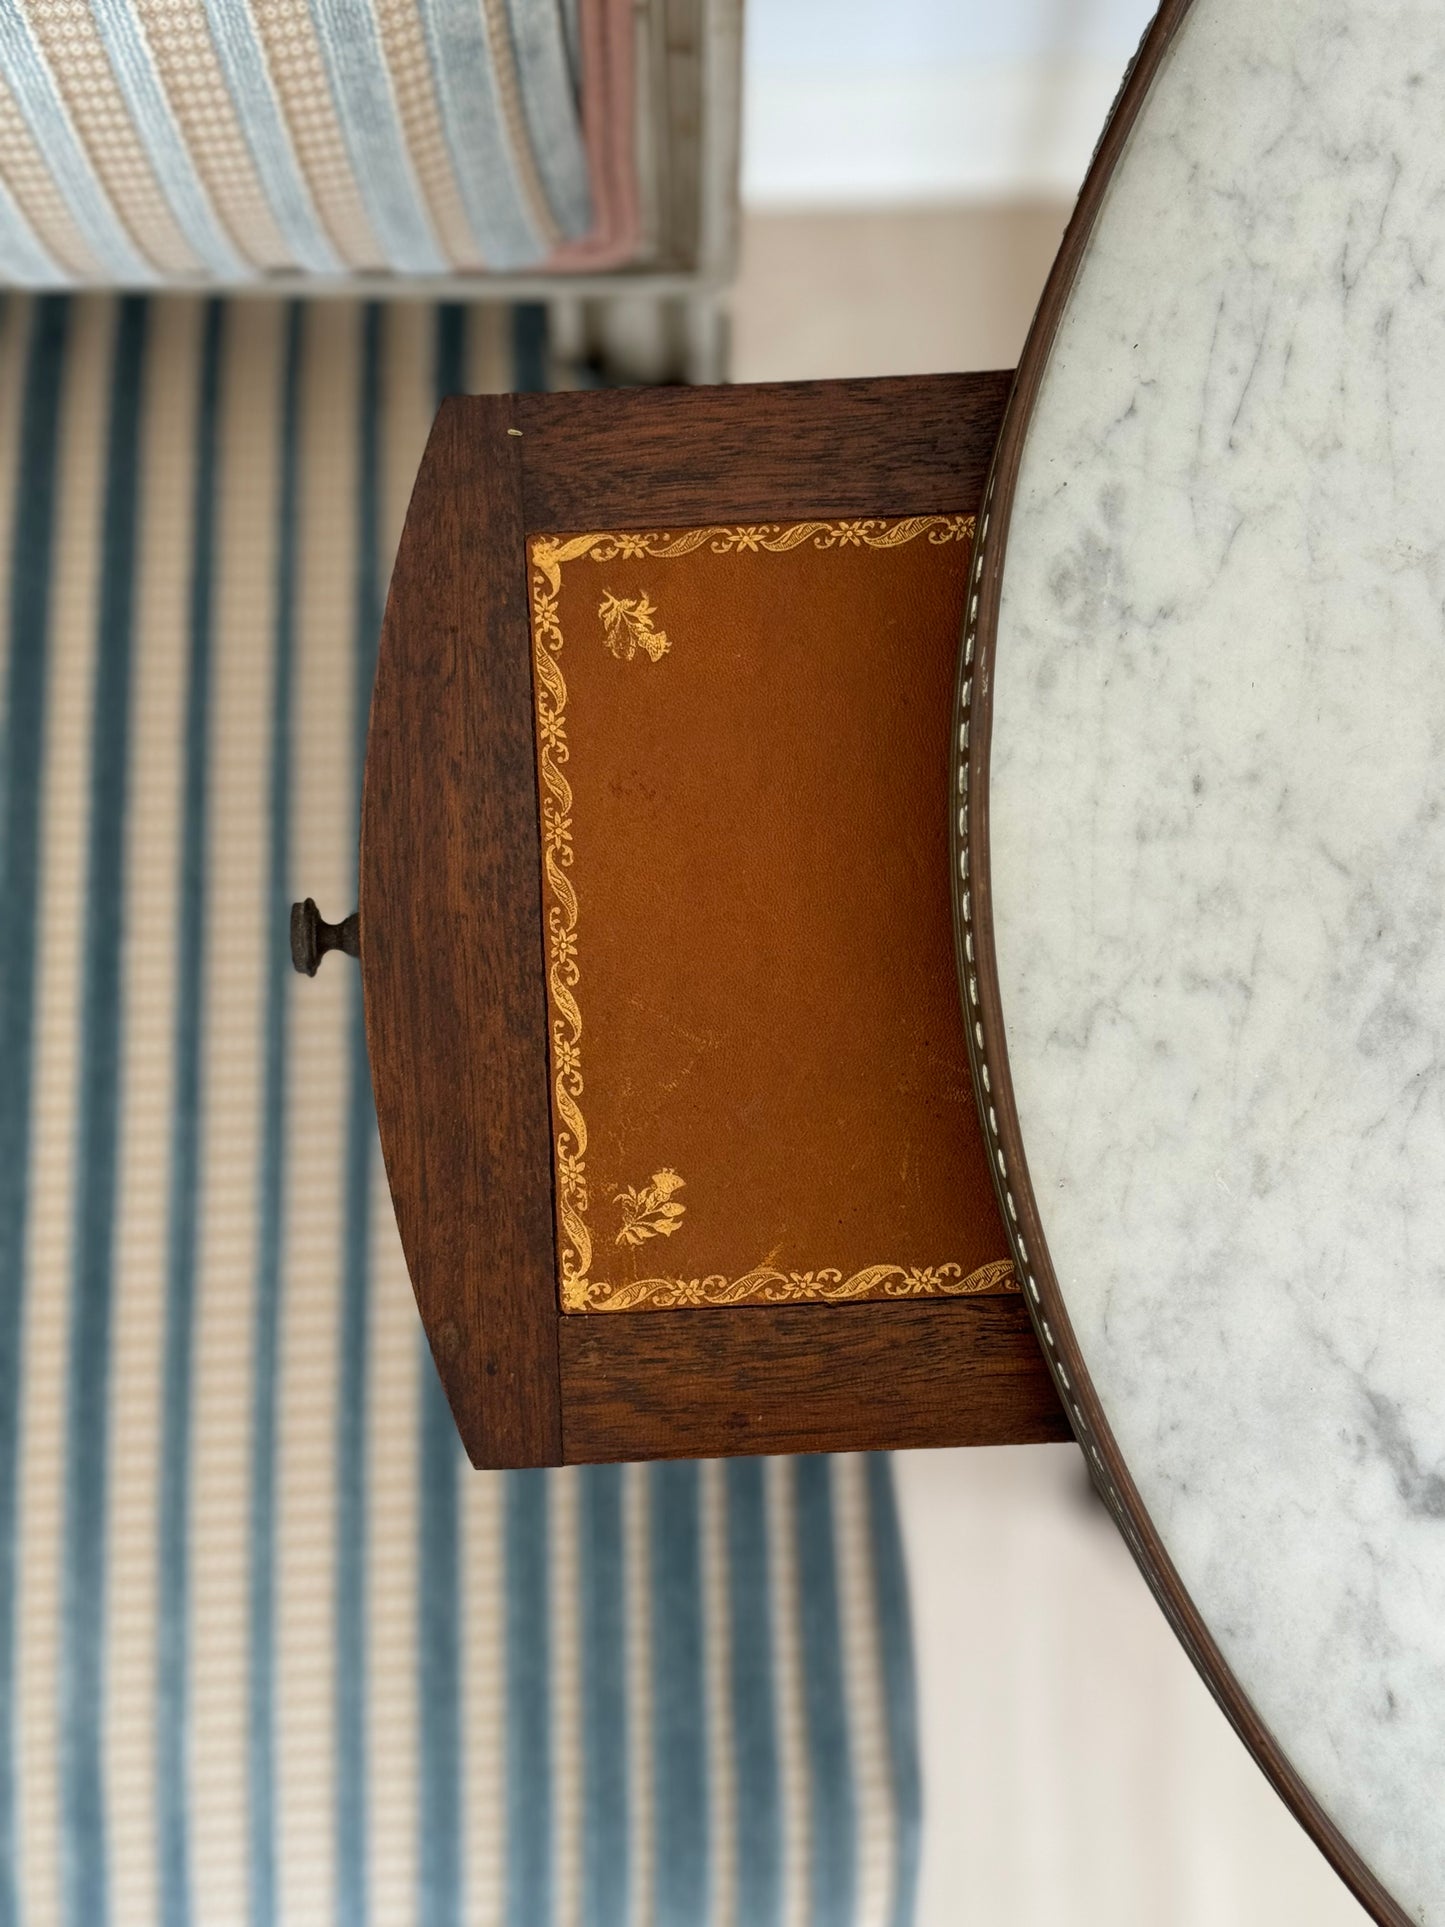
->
[{"left": 528, "top": 516, "right": 1020, "bottom": 1314}]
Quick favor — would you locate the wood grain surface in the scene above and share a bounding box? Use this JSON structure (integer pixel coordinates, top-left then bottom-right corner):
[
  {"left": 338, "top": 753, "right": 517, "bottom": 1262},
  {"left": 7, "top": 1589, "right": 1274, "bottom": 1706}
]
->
[
  {"left": 560, "top": 1297, "right": 1070, "bottom": 1462},
  {"left": 363, "top": 369, "right": 1067, "bottom": 1469},
  {"left": 362, "top": 396, "right": 562, "bottom": 1468},
  {"left": 515, "top": 371, "right": 1013, "bottom": 529}
]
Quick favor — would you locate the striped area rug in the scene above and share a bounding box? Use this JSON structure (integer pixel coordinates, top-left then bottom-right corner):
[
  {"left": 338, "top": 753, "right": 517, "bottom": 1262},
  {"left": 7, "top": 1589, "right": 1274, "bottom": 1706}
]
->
[{"left": 0, "top": 295, "right": 921, "bottom": 1926}]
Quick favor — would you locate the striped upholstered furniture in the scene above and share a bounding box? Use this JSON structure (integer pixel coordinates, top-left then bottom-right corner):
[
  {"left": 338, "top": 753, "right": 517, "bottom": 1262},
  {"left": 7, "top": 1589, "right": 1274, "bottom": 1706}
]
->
[
  {"left": 0, "top": 0, "right": 739, "bottom": 380},
  {"left": 0, "top": 288, "right": 921, "bottom": 1923}
]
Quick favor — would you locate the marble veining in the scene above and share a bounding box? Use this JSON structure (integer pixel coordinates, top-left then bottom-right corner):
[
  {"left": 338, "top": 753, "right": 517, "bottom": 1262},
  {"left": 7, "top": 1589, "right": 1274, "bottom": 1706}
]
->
[{"left": 990, "top": 1, "right": 1445, "bottom": 1918}]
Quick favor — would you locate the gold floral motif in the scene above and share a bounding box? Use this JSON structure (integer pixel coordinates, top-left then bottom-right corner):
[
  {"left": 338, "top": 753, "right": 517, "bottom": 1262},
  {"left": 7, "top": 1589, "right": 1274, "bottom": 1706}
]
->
[
  {"left": 527, "top": 516, "right": 1016, "bottom": 1315},
  {"left": 599, "top": 590, "right": 669, "bottom": 661},
  {"left": 529, "top": 517, "right": 974, "bottom": 602},
  {"left": 614, "top": 1170, "right": 687, "bottom": 1245},
  {"left": 569, "top": 1259, "right": 1018, "bottom": 1313},
  {"left": 530, "top": 547, "right": 591, "bottom": 1291}
]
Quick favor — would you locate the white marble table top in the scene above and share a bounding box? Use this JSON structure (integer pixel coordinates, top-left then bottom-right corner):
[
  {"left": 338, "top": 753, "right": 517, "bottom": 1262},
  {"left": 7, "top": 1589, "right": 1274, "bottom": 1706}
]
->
[{"left": 984, "top": 0, "right": 1445, "bottom": 1918}]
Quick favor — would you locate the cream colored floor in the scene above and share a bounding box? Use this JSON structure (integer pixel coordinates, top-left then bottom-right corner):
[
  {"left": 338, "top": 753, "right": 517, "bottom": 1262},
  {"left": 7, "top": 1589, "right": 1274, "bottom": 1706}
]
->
[
  {"left": 731, "top": 208, "right": 1371, "bottom": 1927},
  {"left": 731, "top": 204, "right": 1071, "bottom": 384}
]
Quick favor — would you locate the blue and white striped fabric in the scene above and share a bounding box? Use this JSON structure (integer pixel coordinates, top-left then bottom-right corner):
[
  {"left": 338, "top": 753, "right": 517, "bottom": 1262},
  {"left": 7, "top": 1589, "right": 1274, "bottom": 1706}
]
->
[
  {"left": 0, "top": 0, "right": 631, "bottom": 285},
  {"left": 0, "top": 292, "right": 920, "bottom": 1925}
]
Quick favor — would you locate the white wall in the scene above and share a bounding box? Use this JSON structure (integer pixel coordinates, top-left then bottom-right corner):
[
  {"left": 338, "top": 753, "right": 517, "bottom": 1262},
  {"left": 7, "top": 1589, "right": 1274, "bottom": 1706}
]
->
[{"left": 743, "top": 0, "right": 1160, "bottom": 204}]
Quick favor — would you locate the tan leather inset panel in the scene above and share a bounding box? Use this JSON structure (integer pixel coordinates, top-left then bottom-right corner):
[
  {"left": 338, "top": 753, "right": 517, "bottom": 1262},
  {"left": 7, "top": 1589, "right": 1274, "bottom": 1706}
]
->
[{"left": 528, "top": 517, "right": 1015, "bottom": 1312}]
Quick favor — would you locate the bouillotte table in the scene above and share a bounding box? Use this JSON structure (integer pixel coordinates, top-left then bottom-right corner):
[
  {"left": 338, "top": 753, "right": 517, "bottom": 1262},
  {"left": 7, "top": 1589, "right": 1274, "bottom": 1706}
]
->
[{"left": 295, "top": 0, "right": 1445, "bottom": 1917}]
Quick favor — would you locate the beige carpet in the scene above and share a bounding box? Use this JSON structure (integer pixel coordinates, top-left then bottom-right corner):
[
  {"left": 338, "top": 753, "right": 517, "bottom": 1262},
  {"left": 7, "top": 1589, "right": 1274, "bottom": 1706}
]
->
[{"left": 732, "top": 204, "right": 1069, "bottom": 382}]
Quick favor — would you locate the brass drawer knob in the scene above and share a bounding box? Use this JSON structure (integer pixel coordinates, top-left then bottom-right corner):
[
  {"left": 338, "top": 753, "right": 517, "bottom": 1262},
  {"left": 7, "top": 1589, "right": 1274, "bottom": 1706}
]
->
[{"left": 290, "top": 899, "right": 360, "bottom": 977}]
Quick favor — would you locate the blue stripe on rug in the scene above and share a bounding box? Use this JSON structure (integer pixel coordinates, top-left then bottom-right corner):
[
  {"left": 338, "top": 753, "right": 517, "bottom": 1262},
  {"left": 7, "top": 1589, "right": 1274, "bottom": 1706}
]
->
[
  {"left": 417, "top": 1354, "right": 462, "bottom": 1927},
  {"left": 0, "top": 293, "right": 68, "bottom": 1927},
  {"left": 249, "top": 301, "right": 304, "bottom": 1927},
  {"left": 414, "top": 0, "right": 545, "bottom": 270},
  {"left": 158, "top": 297, "right": 224, "bottom": 1927},
  {"left": 865, "top": 1458, "right": 920, "bottom": 1927},
  {"left": 497, "top": 0, "right": 591, "bottom": 236},
  {"left": 305, "top": 0, "right": 445, "bottom": 274},
  {"left": 0, "top": 1, "right": 155, "bottom": 283},
  {"left": 580, "top": 1464, "right": 626, "bottom": 1927},
  {"left": 89, "top": 0, "right": 248, "bottom": 278},
  {"left": 335, "top": 300, "right": 382, "bottom": 1927},
  {"left": 726, "top": 1459, "right": 781, "bottom": 1927},
  {"left": 417, "top": 302, "right": 467, "bottom": 1927},
  {"left": 505, "top": 1469, "right": 550, "bottom": 1927},
  {"left": 198, "top": 0, "right": 342, "bottom": 275},
  {"left": 61, "top": 293, "right": 149, "bottom": 1927},
  {"left": 794, "top": 1457, "right": 855, "bottom": 1927},
  {"left": 511, "top": 305, "right": 547, "bottom": 393},
  {"left": 651, "top": 1461, "right": 707, "bottom": 1927}
]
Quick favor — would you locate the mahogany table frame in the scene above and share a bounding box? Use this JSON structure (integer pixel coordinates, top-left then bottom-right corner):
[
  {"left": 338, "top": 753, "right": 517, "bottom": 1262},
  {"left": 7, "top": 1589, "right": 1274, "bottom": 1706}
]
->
[{"left": 361, "top": 371, "right": 1068, "bottom": 1470}]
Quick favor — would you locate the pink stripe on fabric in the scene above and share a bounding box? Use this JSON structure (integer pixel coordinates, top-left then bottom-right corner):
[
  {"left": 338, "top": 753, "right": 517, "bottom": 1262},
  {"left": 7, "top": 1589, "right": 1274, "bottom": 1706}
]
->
[{"left": 545, "top": 0, "right": 641, "bottom": 270}]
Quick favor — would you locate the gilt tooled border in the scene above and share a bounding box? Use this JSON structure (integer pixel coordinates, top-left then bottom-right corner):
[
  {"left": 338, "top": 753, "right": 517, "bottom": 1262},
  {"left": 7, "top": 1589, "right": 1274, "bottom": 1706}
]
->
[{"left": 528, "top": 517, "right": 1019, "bottom": 1313}]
